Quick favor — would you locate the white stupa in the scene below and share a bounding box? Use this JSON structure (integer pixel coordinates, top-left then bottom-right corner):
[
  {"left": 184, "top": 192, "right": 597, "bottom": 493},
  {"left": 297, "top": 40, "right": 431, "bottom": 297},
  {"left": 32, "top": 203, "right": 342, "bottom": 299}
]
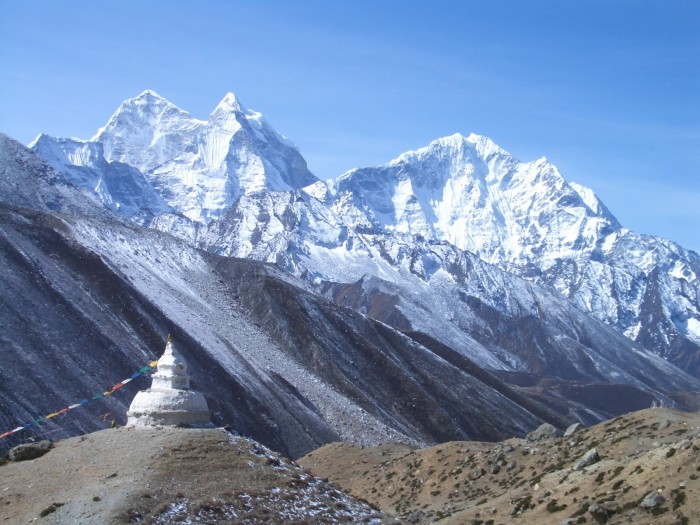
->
[{"left": 127, "top": 336, "right": 211, "bottom": 427}]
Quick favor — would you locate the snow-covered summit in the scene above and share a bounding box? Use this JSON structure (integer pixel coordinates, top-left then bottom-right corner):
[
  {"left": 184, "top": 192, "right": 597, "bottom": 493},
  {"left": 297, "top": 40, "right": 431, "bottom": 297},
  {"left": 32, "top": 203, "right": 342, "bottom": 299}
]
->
[
  {"left": 92, "top": 90, "right": 203, "bottom": 174},
  {"left": 326, "top": 132, "right": 619, "bottom": 268},
  {"left": 317, "top": 133, "right": 699, "bottom": 372},
  {"left": 390, "top": 133, "right": 508, "bottom": 167},
  {"left": 213, "top": 91, "right": 243, "bottom": 113},
  {"left": 32, "top": 91, "right": 319, "bottom": 224}
]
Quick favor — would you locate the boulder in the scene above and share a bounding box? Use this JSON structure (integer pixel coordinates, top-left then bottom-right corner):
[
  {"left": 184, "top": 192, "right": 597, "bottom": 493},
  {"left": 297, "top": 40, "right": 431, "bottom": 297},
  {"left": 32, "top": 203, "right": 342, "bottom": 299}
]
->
[
  {"left": 468, "top": 467, "right": 486, "bottom": 480},
  {"left": 640, "top": 491, "right": 666, "bottom": 510},
  {"left": 564, "top": 422, "right": 582, "bottom": 437},
  {"left": 574, "top": 447, "right": 600, "bottom": 470},
  {"left": 7, "top": 440, "right": 52, "bottom": 462},
  {"left": 526, "top": 423, "right": 561, "bottom": 442},
  {"left": 588, "top": 503, "right": 610, "bottom": 524}
]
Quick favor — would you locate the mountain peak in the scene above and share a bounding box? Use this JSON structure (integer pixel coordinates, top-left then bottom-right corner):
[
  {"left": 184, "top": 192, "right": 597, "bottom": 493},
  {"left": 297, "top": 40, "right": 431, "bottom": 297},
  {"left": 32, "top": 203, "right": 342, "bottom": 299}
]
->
[
  {"left": 391, "top": 132, "right": 509, "bottom": 166},
  {"left": 118, "top": 89, "right": 178, "bottom": 113},
  {"left": 431, "top": 132, "right": 469, "bottom": 148},
  {"left": 27, "top": 132, "right": 50, "bottom": 149},
  {"left": 212, "top": 92, "right": 243, "bottom": 115},
  {"left": 133, "top": 89, "right": 166, "bottom": 101},
  {"left": 91, "top": 90, "right": 196, "bottom": 143}
]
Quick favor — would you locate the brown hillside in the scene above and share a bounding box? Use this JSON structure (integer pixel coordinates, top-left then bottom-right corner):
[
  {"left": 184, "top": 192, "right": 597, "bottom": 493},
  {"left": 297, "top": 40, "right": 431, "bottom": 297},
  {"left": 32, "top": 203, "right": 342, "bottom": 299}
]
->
[
  {"left": 0, "top": 427, "right": 396, "bottom": 524},
  {"left": 299, "top": 407, "right": 700, "bottom": 524}
]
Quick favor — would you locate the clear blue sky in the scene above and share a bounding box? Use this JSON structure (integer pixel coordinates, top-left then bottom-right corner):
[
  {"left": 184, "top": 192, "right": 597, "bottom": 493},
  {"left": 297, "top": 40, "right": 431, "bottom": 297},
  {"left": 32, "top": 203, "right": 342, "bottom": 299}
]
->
[{"left": 1, "top": 0, "right": 699, "bottom": 252}]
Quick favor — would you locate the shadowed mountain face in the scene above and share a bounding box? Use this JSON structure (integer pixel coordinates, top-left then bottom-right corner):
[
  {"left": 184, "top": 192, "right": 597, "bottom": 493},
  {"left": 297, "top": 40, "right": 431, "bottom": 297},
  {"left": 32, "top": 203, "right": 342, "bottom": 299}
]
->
[{"left": 0, "top": 202, "right": 557, "bottom": 456}]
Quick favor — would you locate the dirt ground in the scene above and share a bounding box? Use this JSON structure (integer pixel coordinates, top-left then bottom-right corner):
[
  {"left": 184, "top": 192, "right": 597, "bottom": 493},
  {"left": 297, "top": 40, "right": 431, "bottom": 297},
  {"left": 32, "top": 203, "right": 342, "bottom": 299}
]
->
[
  {"left": 3, "top": 408, "right": 699, "bottom": 524},
  {"left": 0, "top": 426, "right": 393, "bottom": 524},
  {"left": 299, "top": 407, "right": 700, "bottom": 525}
]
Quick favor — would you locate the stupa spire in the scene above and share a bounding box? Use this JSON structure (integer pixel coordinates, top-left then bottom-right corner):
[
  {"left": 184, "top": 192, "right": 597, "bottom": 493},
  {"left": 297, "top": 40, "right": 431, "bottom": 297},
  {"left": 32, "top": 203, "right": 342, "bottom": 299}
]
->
[
  {"left": 127, "top": 336, "right": 211, "bottom": 427},
  {"left": 151, "top": 335, "right": 191, "bottom": 390}
]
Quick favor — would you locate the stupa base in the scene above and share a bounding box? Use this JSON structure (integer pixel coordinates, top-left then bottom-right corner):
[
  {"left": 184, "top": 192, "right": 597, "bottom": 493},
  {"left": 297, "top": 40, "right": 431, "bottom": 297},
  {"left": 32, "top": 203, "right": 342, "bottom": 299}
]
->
[
  {"left": 126, "top": 409, "right": 212, "bottom": 428},
  {"left": 127, "top": 387, "right": 211, "bottom": 427}
]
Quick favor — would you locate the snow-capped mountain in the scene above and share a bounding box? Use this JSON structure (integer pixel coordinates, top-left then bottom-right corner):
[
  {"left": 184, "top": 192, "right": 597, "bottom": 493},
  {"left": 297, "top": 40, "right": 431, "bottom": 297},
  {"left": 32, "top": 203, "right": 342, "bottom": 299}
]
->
[
  {"left": 32, "top": 90, "right": 318, "bottom": 224},
  {"left": 316, "top": 133, "right": 700, "bottom": 375},
  {"left": 0, "top": 134, "right": 571, "bottom": 454},
  {"left": 3, "top": 82, "right": 700, "bottom": 456},
  {"left": 30, "top": 134, "right": 173, "bottom": 223},
  {"left": 195, "top": 188, "right": 697, "bottom": 394},
  {"left": 32, "top": 91, "right": 700, "bottom": 375},
  {"left": 24, "top": 91, "right": 700, "bottom": 380},
  {"left": 320, "top": 132, "right": 620, "bottom": 268}
]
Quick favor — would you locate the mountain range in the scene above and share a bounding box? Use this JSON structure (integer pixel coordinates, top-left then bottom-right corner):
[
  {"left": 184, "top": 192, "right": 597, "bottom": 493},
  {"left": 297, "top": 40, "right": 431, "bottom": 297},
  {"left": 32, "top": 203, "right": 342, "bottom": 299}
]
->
[{"left": 1, "top": 90, "right": 698, "bottom": 457}]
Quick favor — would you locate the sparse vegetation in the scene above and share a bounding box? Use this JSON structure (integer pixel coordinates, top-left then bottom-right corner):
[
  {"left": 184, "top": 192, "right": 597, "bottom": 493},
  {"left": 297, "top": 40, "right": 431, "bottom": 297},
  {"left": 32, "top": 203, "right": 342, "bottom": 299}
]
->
[
  {"left": 546, "top": 499, "right": 567, "bottom": 512},
  {"left": 609, "top": 465, "right": 624, "bottom": 479},
  {"left": 511, "top": 495, "right": 533, "bottom": 514},
  {"left": 304, "top": 409, "right": 700, "bottom": 524},
  {"left": 650, "top": 505, "right": 669, "bottom": 516},
  {"left": 672, "top": 490, "right": 687, "bottom": 510},
  {"left": 12, "top": 409, "right": 691, "bottom": 525}
]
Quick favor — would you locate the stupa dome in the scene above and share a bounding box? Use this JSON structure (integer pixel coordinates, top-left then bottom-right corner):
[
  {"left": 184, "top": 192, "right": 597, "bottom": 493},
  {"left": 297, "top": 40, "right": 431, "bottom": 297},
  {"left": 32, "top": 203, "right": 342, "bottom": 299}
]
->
[{"left": 127, "top": 337, "right": 210, "bottom": 427}]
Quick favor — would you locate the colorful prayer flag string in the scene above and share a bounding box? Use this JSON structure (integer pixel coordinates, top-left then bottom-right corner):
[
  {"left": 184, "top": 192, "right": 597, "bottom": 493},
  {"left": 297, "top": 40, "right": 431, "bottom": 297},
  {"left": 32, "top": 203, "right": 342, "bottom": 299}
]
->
[{"left": 0, "top": 359, "right": 159, "bottom": 440}]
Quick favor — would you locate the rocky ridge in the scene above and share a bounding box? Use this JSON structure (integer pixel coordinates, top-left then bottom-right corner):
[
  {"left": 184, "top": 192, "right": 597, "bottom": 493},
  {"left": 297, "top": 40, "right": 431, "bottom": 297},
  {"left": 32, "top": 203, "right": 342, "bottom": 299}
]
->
[{"left": 299, "top": 407, "right": 700, "bottom": 525}]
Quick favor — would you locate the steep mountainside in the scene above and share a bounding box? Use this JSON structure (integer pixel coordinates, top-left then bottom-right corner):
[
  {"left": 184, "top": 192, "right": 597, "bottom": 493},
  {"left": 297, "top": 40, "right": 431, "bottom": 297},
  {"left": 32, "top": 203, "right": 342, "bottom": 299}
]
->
[
  {"left": 5, "top": 197, "right": 553, "bottom": 455},
  {"left": 3, "top": 90, "right": 699, "bottom": 462},
  {"left": 196, "top": 189, "right": 696, "bottom": 407},
  {"left": 29, "top": 134, "right": 172, "bottom": 224}
]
